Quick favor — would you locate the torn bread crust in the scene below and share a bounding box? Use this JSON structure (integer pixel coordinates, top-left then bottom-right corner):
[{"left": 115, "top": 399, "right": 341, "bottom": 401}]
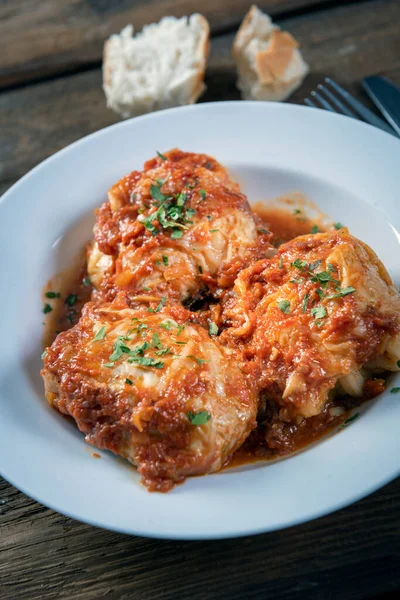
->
[
  {"left": 233, "top": 5, "right": 309, "bottom": 102},
  {"left": 255, "top": 30, "right": 299, "bottom": 84}
]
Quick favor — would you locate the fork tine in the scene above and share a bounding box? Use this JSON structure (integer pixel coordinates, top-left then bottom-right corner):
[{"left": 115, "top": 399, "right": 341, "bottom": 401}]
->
[
  {"left": 304, "top": 98, "right": 317, "bottom": 108},
  {"left": 317, "top": 84, "right": 357, "bottom": 119},
  {"left": 325, "top": 77, "right": 395, "bottom": 133},
  {"left": 311, "top": 91, "right": 335, "bottom": 112}
]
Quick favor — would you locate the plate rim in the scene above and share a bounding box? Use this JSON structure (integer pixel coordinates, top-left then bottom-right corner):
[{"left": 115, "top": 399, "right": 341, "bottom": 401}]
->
[
  {"left": 2, "top": 99, "right": 400, "bottom": 209},
  {"left": 1, "top": 100, "right": 399, "bottom": 540}
]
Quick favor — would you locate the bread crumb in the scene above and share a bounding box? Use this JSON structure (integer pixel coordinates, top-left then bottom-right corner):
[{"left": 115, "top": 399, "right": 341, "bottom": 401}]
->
[
  {"left": 103, "top": 15, "right": 210, "bottom": 118},
  {"left": 233, "top": 5, "right": 309, "bottom": 102}
]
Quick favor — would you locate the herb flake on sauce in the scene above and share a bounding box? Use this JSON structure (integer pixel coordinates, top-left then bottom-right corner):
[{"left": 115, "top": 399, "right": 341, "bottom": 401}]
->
[
  {"left": 277, "top": 299, "right": 291, "bottom": 314},
  {"left": 188, "top": 411, "right": 211, "bottom": 426},
  {"left": 92, "top": 326, "right": 107, "bottom": 342}
]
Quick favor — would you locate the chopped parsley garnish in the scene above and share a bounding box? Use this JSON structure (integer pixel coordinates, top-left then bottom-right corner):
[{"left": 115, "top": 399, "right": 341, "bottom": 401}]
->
[
  {"left": 390, "top": 387, "right": 400, "bottom": 394},
  {"left": 155, "top": 347, "right": 172, "bottom": 356},
  {"left": 151, "top": 332, "right": 162, "bottom": 349},
  {"left": 162, "top": 255, "right": 169, "bottom": 266},
  {"left": 188, "top": 355, "right": 207, "bottom": 365},
  {"left": 340, "top": 413, "right": 359, "bottom": 428},
  {"left": 209, "top": 322, "right": 218, "bottom": 336},
  {"left": 209, "top": 229, "right": 220, "bottom": 233},
  {"left": 65, "top": 294, "right": 78, "bottom": 307},
  {"left": 102, "top": 337, "right": 165, "bottom": 369},
  {"left": 109, "top": 336, "right": 134, "bottom": 361},
  {"left": 174, "top": 341, "right": 187, "bottom": 345},
  {"left": 125, "top": 378, "right": 133, "bottom": 385},
  {"left": 302, "top": 293, "right": 309, "bottom": 313},
  {"left": 41, "top": 350, "right": 47, "bottom": 360},
  {"left": 185, "top": 208, "right": 196, "bottom": 220},
  {"left": 176, "top": 324, "right": 185, "bottom": 336},
  {"left": 157, "top": 151, "right": 167, "bottom": 161},
  {"left": 257, "top": 228, "right": 269, "bottom": 234},
  {"left": 290, "top": 278, "right": 303, "bottom": 284},
  {"left": 82, "top": 276, "right": 91, "bottom": 287},
  {"left": 277, "top": 300, "right": 291, "bottom": 314},
  {"left": 142, "top": 286, "right": 151, "bottom": 292},
  {"left": 160, "top": 320, "right": 174, "bottom": 331},
  {"left": 334, "top": 222, "right": 344, "bottom": 230},
  {"left": 310, "top": 271, "right": 340, "bottom": 287},
  {"left": 176, "top": 191, "right": 187, "bottom": 207},
  {"left": 43, "top": 303, "right": 52, "bottom": 314},
  {"left": 199, "top": 189, "right": 206, "bottom": 200},
  {"left": 311, "top": 225, "right": 320, "bottom": 234},
  {"left": 141, "top": 180, "right": 196, "bottom": 239},
  {"left": 92, "top": 326, "right": 107, "bottom": 342},
  {"left": 155, "top": 296, "right": 166, "bottom": 313},
  {"left": 133, "top": 341, "right": 150, "bottom": 355},
  {"left": 311, "top": 306, "right": 327, "bottom": 320},
  {"left": 291, "top": 258, "right": 347, "bottom": 301},
  {"left": 326, "top": 286, "right": 356, "bottom": 299},
  {"left": 206, "top": 215, "right": 212, "bottom": 221},
  {"left": 45, "top": 291, "right": 60, "bottom": 299},
  {"left": 292, "top": 259, "right": 308, "bottom": 269},
  {"left": 198, "top": 265, "right": 203, "bottom": 274},
  {"left": 128, "top": 356, "right": 164, "bottom": 368},
  {"left": 279, "top": 256, "right": 283, "bottom": 269},
  {"left": 293, "top": 209, "right": 301, "bottom": 215},
  {"left": 188, "top": 411, "right": 211, "bottom": 426}
]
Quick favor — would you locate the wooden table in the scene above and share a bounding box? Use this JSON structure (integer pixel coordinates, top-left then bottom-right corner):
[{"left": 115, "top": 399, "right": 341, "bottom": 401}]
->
[{"left": 1, "top": 1, "right": 399, "bottom": 598}]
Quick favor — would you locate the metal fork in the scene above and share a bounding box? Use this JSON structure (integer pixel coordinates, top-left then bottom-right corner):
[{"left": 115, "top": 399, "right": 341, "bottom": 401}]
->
[{"left": 304, "top": 77, "right": 396, "bottom": 135}]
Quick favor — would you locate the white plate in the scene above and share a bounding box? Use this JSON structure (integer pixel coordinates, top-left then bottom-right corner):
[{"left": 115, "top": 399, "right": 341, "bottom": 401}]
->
[{"left": 1, "top": 102, "right": 399, "bottom": 540}]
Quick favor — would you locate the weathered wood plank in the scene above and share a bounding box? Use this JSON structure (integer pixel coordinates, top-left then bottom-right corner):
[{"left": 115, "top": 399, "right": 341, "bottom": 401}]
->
[
  {"left": 0, "top": 0, "right": 355, "bottom": 89},
  {"left": 1, "top": 0, "right": 399, "bottom": 198},
  {"left": 1, "top": 1, "right": 400, "bottom": 597},
  {"left": 1, "top": 476, "right": 399, "bottom": 599},
  {"left": 0, "top": 68, "right": 117, "bottom": 196}
]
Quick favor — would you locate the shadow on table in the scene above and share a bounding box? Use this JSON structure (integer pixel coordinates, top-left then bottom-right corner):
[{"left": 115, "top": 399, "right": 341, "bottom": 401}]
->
[{"left": 201, "top": 68, "right": 241, "bottom": 103}]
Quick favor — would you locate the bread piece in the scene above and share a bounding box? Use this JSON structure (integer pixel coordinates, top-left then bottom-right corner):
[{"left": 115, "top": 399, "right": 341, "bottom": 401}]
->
[
  {"left": 103, "top": 15, "right": 210, "bottom": 119},
  {"left": 233, "top": 5, "right": 309, "bottom": 102}
]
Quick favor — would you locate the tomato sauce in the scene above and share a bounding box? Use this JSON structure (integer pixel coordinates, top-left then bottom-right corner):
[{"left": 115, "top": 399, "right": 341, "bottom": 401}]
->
[
  {"left": 252, "top": 203, "right": 328, "bottom": 246},
  {"left": 42, "top": 251, "right": 92, "bottom": 348},
  {"left": 226, "top": 403, "right": 351, "bottom": 470}
]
